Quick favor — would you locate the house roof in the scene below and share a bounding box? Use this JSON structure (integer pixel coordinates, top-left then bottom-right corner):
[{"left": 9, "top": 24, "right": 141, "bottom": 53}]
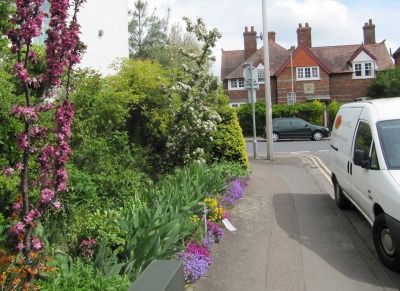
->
[
  {"left": 309, "top": 42, "right": 393, "bottom": 73},
  {"left": 221, "top": 39, "right": 290, "bottom": 80},
  {"left": 221, "top": 40, "right": 394, "bottom": 80}
]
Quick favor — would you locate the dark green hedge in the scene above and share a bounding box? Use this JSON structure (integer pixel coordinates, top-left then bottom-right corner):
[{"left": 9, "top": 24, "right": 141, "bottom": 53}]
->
[{"left": 237, "top": 100, "right": 326, "bottom": 136}]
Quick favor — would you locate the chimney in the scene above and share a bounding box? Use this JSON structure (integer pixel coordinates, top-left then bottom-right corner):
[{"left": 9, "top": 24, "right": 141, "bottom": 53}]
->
[
  {"left": 297, "top": 23, "right": 312, "bottom": 47},
  {"left": 363, "top": 19, "right": 376, "bottom": 44},
  {"left": 394, "top": 48, "right": 400, "bottom": 67},
  {"left": 268, "top": 31, "right": 276, "bottom": 42},
  {"left": 243, "top": 26, "right": 257, "bottom": 60}
]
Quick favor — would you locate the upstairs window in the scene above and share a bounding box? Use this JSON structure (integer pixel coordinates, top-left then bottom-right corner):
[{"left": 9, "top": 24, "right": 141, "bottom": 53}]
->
[
  {"left": 229, "top": 78, "right": 245, "bottom": 90},
  {"left": 353, "top": 62, "right": 374, "bottom": 79},
  {"left": 296, "top": 66, "right": 319, "bottom": 80},
  {"left": 258, "top": 69, "right": 265, "bottom": 83}
]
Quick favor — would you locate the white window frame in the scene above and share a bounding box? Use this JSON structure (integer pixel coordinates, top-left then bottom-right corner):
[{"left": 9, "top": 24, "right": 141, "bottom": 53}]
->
[
  {"left": 228, "top": 78, "right": 245, "bottom": 90},
  {"left": 296, "top": 66, "right": 320, "bottom": 80},
  {"left": 257, "top": 69, "right": 265, "bottom": 83},
  {"left": 353, "top": 61, "right": 374, "bottom": 79}
]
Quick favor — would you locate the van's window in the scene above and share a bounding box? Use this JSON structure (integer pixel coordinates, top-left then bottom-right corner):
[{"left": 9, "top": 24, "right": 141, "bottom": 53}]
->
[
  {"left": 370, "top": 142, "right": 379, "bottom": 170},
  {"left": 378, "top": 119, "right": 400, "bottom": 169},
  {"left": 354, "top": 121, "right": 372, "bottom": 158}
]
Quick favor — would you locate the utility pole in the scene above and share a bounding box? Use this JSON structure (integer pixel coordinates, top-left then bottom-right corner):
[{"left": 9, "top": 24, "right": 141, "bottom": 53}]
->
[{"left": 262, "top": 0, "right": 273, "bottom": 160}]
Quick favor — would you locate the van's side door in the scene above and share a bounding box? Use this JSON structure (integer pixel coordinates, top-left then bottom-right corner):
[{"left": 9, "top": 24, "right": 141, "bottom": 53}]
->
[{"left": 350, "top": 121, "right": 374, "bottom": 220}]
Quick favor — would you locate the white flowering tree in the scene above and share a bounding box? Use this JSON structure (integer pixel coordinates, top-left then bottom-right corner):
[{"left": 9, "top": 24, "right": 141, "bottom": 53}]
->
[{"left": 165, "top": 18, "right": 222, "bottom": 167}]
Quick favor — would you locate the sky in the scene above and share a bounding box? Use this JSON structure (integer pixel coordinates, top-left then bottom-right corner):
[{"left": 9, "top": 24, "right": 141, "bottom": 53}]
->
[{"left": 144, "top": 0, "right": 399, "bottom": 77}]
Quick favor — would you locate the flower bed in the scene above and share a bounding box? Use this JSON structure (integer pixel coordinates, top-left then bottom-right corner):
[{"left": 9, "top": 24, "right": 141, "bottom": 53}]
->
[{"left": 178, "top": 176, "right": 249, "bottom": 284}]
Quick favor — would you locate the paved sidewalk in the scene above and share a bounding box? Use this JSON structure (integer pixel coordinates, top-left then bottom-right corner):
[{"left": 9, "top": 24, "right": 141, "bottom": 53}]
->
[{"left": 189, "top": 156, "right": 397, "bottom": 291}]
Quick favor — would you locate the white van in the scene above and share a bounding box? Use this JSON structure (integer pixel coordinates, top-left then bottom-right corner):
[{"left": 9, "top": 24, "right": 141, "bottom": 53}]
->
[{"left": 330, "top": 97, "right": 400, "bottom": 272}]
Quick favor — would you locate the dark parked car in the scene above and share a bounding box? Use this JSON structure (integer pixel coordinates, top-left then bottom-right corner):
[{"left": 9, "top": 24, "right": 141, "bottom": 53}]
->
[{"left": 271, "top": 117, "right": 330, "bottom": 142}]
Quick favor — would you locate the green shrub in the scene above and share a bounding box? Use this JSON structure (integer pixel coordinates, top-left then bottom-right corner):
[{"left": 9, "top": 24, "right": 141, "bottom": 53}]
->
[
  {"left": 237, "top": 100, "right": 327, "bottom": 135},
  {"left": 236, "top": 101, "right": 267, "bottom": 136},
  {"left": 212, "top": 106, "right": 249, "bottom": 169},
  {"left": 327, "top": 100, "right": 343, "bottom": 129},
  {"left": 38, "top": 256, "right": 130, "bottom": 290}
]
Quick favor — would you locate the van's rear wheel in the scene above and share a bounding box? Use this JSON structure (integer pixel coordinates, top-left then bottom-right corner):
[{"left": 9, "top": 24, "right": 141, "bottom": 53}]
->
[
  {"left": 334, "top": 180, "right": 351, "bottom": 209},
  {"left": 373, "top": 214, "right": 400, "bottom": 272}
]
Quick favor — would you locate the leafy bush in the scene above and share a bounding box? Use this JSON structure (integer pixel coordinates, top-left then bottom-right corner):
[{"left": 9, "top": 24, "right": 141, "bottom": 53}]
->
[
  {"left": 212, "top": 106, "right": 249, "bottom": 169},
  {"left": 38, "top": 256, "right": 130, "bottom": 290},
  {"left": 327, "top": 100, "right": 343, "bottom": 129},
  {"left": 236, "top": 101, "right": 267, "bottom": 136},
  {"left": 368, "top": 67, "right": 400, "bottom": 98}
]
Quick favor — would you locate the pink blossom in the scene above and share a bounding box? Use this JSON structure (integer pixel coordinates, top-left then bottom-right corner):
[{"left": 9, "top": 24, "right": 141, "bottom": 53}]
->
[
  {"left": 15, "top": 222, "right": 25, "bottom": 234},
  {"left": 13, "top": 201, "right": 22, "bottom": 212},
  {"left": 23, "top": 209, "right": 40, "bottom": 224},
  {"left": 31, "top": 236, "right": 43, "bottom": 251},
  {"left": 4, "top": 168, "right": 14, "bottom": 177},
  {"left": 16, "top": 132, "right": 29, "bottom": 151},
  {"left": 17, "top": 242, "right": 24, "bottom": 251},
  {"left": 53, "top": 201, "right": 61, "bottom": 209},
  {"left": 57, "top": 182, "right": 67, "bottom": 192},
  {"left": 16, "top": 162, "right": 23, "bottom": 170},
  {"left": 40, "top": 188, "right": 55, "bottom": 203}
]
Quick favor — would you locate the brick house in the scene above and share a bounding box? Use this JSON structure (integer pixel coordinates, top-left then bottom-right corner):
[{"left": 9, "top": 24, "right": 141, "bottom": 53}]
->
[{"left": 221, "top": 19, "right": 394, "bottom": 107}]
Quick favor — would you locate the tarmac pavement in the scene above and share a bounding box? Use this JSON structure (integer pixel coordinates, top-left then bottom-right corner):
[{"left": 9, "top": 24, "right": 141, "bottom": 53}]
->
[{"left": 189, "top": 156, "right": 398, "bottom": 291}]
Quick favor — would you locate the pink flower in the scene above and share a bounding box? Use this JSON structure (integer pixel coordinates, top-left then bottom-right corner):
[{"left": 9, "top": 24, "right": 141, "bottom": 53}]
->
[
  {"left": 53, "top": 201, "right": 61, "bottom": 209},
  {"left": 17, "top": 242, "right": 24, "bottom": 251},
  {"left": 4, "top": 168, "right": 14, "bottom": 177},
  {"left": 15, "top": 222, "right": 25, "bottom": 234},
  {"left": 31, "top": 236, "right": 43, "bottom": 251},
  {"left": 24, "top": 209, "right": 40, "bottom": 224},
  {"left": 16, "top": 132, "right": 29, "bottom": 151},
  {"left": 16, "top": 162, "right": 23, "bottom": 170},
  {"left": 40, "top": 188, "right": 55, "bottom": 203},
  {"left": 13, "top": 202, "right": 22, "bottom": 212}
]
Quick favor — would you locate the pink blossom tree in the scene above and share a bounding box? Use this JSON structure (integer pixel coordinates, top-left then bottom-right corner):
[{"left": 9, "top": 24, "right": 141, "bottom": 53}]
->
[{"left": 2, "top": 0, "right": 85, "bottom": 285}]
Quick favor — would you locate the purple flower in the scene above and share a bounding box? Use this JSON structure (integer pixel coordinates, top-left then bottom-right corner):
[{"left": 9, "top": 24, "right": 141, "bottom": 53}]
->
[
  {"left": 178, "top": 241, "right": 212, "bottom": 283},
  {"left": 207, "top": 221, "right": 224, "bottom": 243},
  {"left": 179, "top": 251, "right": 211, "bottom": 283},
  {"left": 222, "top": 177, "right": 248, "bottom": 207}
]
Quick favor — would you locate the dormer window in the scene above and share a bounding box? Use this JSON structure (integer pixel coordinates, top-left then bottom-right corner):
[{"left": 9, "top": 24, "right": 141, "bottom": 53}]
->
[{"left": 353, "top": 61, "right": 374, "bottom": 78}]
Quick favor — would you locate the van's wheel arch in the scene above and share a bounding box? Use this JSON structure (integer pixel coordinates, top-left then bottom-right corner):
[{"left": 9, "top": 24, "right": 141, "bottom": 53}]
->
[
  {"left": 373, "top": 213, "right": 400, "bottom": 272},
  {"left": 333, "top": 179, "right": 351, "bottom": 209}
]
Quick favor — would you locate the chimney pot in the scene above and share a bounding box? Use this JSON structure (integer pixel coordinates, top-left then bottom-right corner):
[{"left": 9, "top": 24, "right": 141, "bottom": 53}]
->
[{"left": 245, "top": 26, "right": 248, "bottom": 32}]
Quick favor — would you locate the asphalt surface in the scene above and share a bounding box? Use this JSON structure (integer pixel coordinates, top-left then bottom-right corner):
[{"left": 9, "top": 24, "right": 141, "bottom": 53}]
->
[{"left": 189, "top": 155, "right": 399, "bottom": 291}]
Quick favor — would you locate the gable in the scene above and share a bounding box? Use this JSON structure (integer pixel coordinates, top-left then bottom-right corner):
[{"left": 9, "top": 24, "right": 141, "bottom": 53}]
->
[
  {"left": 292, "top": 48, "right": 319, "bottom": 67},
  {"left": 275, "top": 44, "right": 331, "bottom": 76},
  {"left": 352, "top": 50, "right": 374, "bottom": 62}
]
